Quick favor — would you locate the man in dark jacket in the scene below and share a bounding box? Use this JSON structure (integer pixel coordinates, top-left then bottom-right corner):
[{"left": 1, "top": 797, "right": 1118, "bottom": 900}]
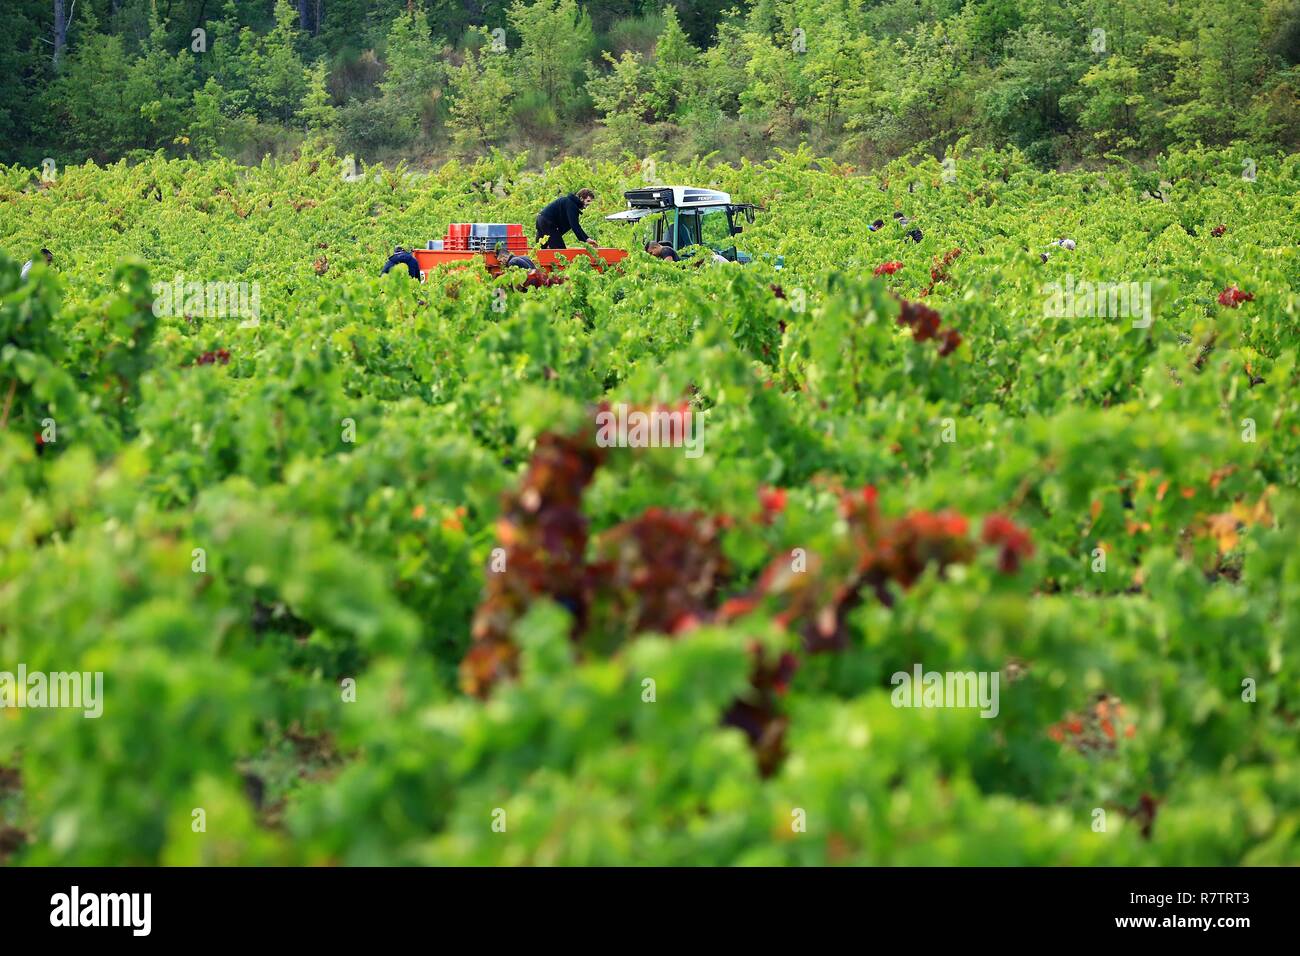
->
[
  {"left": 536, "top": 189, "right": 597, "bottom": 250},
  {"left": 494, "top": 242, "right": 536, "bottom": 271},
  {"left": 381, "top": 246, "right": 421, "bottom": 278},
  {"left": 645, "top": 241, "right": 680, "bottom": 261}
]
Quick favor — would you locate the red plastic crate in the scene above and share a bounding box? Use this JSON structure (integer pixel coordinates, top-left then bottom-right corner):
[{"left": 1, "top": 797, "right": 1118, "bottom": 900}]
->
[{"left": 506, "top": 223, "right": 524, "bottom": 237}]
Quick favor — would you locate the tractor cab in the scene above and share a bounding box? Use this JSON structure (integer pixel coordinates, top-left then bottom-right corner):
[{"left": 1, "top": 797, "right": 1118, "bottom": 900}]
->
[{"left": 606, "top": 186, "right": 758, "bottom": 263}]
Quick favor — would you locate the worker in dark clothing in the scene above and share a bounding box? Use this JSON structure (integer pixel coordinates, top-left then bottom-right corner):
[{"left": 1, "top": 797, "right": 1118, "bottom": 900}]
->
[
  {"left": 20, "top": 248, "right": 53, "bottom": 281},
  {"left": 494, "top": 242, "right": 536, "bottom": 271},
  {"left": 536, "top": 189, "right": 597, "bottom": 250},
  {"left": 645, "top": 241, "right": 680, "bottom": 261},
  {"left": 381, "top": 246, "right": 421, "bottom": 279}
]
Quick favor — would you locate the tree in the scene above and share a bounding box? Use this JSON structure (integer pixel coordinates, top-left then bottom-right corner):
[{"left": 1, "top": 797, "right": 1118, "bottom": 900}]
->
[
  {"left": 44, "top": 31, "right": 138, "bottom": 160},
  {"left": 297, "top": 0, "right": 322, "bottom": 36},
  {"left": 298, "top": 60, "right": 339, "bottom": 136},
  {"left": 696, "top": 13, "right": 748, "bottom": 114},
  {"left": 378, "top": 3, "right": 444, "bottom": 143},
  {"left": 1064, "top": 54, "right": 1153, "bottom": 156},
  {"left": 446, "top": 29, "right": 513, "bottom": 153},
  {"left": 1194, "top": 0, "right": 1269, "bottom": 138},
  {"left": 803, "top": 23, "right": 865, "bottom": 130},
  {"left": 586, "top": 50, "right": 654, "bottom": 154},
  {"left": 649, "top": 5, "right": 699, "bottom": 119},
  {"left": 249, "top": 0, "right": 309, "bottom": 123},
  {"left": 673, "top": 0, "right": 733, "bottom": 46},
  {"left": 119, "top": 7, "right": 196, "bottom": 151},
  {"left": 977, "top": 25, "right": 1078, "bottom": 165},
  {"left": 53, "top": 0, "right": 68, "bottom": 67},
  {"left": 509, "top": 0, "right": 594, "bottom": 117},
  {"left": 187, "top": 77, "right": 230, "bottom": 156},
  {"left": 968, "top": 0, "right": 1023, "bottom": 60},
  {"left": 739, "top": 33, "right": 806, "bottom": 138},
  {"left": 423, "top": 0, "right": 512, "bottom": 45}
]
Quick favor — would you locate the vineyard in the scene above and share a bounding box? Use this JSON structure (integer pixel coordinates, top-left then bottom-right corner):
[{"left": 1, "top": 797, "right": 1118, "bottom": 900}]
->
[{"left": 1, "top": 145, "right": 1298, "bottom": 865}]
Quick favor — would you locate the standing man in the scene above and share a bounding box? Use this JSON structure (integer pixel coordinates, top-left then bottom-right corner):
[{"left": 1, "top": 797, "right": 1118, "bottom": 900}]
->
[{"left": 536, "top": 189, "right": 598, "bottom": 250}]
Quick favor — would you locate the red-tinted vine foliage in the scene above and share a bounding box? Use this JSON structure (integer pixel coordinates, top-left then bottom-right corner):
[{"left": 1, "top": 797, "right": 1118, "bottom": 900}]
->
[
  {"left": 1130, "top": 792, "right": 1160, "bottom": 840},
  {"left": 896, "top": 297, "right": 962, "bottom": 356},
  {"left": 1047, "top": 693, "right": 1136, "bottom": 753},
  {"left": 921, "top": 247, "right": 961, "bottom": 296},
  {"left": 588, "top": 508, "right": 732, "bottom": 642},
  {"left": 981, "top": 513, "right": 1036, "bottom": 573},
  {"left": 593, "top": 398, "right": 696, "bottom": 446},
  {"left": 1210, "top": 224, "right": 1227, "bottom": 237},
  {"left": 721, "top": 644, "right": 800, "bottom": 776},
  {"left": 1217, "top": 285, "right": 1254, "bottom": 308},
  {"left": 874, "top": 261, "right": 904, "bottom": 276},
  {"left": 726, "top": 487, "right": 977, "bottom": 658},
  {"left": 757, "top": 486, "right": 788, "bottom": 523},
  {"left": 518, "top": 272, "right": 567, "bottom": 290},
  {"left": 460, "top": 432, "right": 605, "bottom": 697},
  {"left": 461, "top": 426, "right": 1034, "bottom": 774},
  {"left": 192, "top": 349, "right": 231, "bottom": 366}
]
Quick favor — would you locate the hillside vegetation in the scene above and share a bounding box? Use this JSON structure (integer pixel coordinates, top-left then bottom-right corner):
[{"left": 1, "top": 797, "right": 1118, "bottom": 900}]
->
[{"left": 3, "top": 0, "right": 1299, "bottom": 169}]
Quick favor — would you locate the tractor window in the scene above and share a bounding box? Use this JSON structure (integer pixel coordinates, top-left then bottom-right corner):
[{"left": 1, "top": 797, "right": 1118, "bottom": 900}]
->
[
  {"left": 699, "top": 207, "right": 733, "bottom": 251},
  {"left": 675, "top": 209, "right": 701, "bottom": 249},
  {"left": 641, "top": 212, "right": 667, "bottom": 247}
]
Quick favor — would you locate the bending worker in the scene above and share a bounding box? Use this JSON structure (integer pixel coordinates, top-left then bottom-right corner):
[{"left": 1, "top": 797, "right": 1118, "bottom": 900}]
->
[
  {"left": 381, "top": 246, "right": 421, "bottom": 279},
  {"left": 536, "top": 189, "right": 598, "bottom": 250},
  {"left": 645, "top": 241, "right": 680, "bottom": 261},
  {"left": 20, "top": 248, "right": 54, "bottom": 281}
]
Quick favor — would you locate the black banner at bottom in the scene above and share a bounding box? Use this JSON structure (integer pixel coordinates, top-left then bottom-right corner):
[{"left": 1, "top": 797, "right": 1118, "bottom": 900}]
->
[{"left": 0, "top": 866, "right": 1288, "bottom": 942}]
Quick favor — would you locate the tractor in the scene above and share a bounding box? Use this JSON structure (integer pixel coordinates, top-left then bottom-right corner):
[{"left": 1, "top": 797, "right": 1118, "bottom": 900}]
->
[{"left": 605, "top": 187, "right": 760, "bottom": 263}]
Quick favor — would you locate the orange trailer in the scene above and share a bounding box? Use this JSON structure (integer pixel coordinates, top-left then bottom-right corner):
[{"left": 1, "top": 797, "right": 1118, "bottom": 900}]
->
[{"left": 412, "top": 242, "right": 627, "bottom": 279}]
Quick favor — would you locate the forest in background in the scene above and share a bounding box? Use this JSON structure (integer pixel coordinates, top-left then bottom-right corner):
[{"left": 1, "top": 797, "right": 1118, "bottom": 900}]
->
[{"left": 2, "top": 0, "right": 1300, "bottom": 175}]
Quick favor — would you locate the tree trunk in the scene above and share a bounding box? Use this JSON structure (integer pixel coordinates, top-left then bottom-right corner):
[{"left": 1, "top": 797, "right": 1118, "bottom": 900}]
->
[
  {"left": 297, "top": 0, "right": 320, "bottom": 35},
  {"left": 53, "top": 0, "right": 67, "bottom": 67}
]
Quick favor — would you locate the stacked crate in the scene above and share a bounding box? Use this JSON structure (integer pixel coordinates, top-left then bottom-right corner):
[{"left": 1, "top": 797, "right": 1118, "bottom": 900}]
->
[
  {"left": 443, "top": 223, "right": 527, "bottom": 253},
  {"left": 444, "top": 223, "right": 471, "bottom": 251}
]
